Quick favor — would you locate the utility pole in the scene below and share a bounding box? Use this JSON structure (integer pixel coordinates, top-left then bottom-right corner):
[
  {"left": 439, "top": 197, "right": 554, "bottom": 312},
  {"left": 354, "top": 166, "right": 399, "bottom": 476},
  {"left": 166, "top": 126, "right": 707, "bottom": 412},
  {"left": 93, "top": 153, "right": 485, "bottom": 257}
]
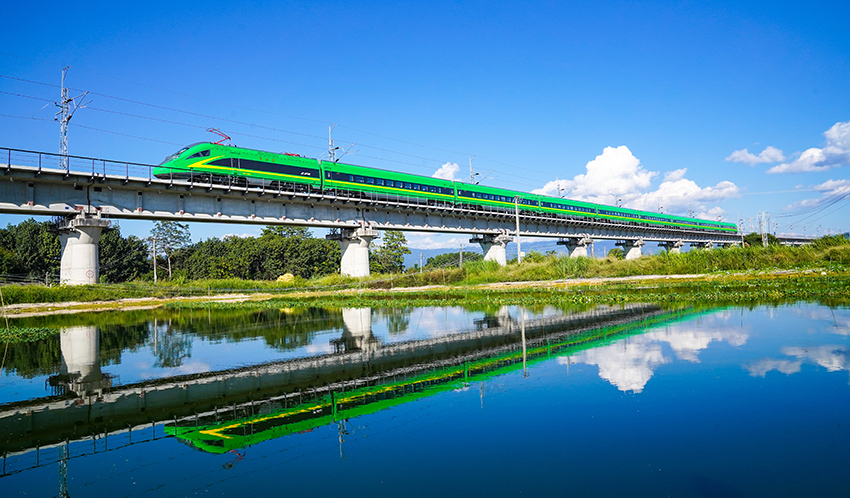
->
[
  {"left": 54, "top": 67, "right": 90, "bottom": 172},
  {"left": 459, "top": 243, "right": 465, "bottom": 267},
  {"left": 152, "top": 236, "right": 158, "bottom": 283},
  {"left": 469, "top": 156, "right": 477, "bottom": 184}
]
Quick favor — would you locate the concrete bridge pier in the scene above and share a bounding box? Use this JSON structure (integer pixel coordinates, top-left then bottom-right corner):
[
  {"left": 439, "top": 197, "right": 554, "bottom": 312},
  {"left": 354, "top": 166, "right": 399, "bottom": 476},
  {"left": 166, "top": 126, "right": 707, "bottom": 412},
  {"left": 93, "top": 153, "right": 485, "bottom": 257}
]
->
[
  {"left": 470, "top": 234, "right": 513, "bottom": 266},
  {"left": 616, "top": 238, "right": 645, "bottom": 260},
  {"left": 691, "top": 241, "right": 714, "bottom": 251},
  {"left": 55, "top": 211, "right": 111, "bottom": 285},
  {"left": 326, "top": 225, "right": 379, "bottom": 277},
  {"left": 658, "top": 240, "right": 685, "bottom": 254},
  {"left": 557, "top": 235, "right": 593, "bottom": 258}
]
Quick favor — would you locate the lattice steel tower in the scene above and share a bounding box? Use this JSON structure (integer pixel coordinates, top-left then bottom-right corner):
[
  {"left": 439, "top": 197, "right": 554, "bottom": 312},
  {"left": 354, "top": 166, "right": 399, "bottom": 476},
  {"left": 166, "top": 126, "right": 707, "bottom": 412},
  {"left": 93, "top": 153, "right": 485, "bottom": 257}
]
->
[{"left": 54, "top": 67, "right": 89, "bottom": 171}]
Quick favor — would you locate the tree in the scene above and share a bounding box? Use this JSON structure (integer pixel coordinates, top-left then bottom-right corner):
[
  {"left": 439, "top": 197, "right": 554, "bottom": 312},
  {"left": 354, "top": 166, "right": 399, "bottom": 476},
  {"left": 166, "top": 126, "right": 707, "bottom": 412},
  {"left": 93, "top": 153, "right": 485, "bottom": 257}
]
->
[
  {"left": 370, "top": 230, "right": 411, "bottom": 274},
  {"left": 175, "top": 227, "right": 340, "bottom": 281},
  {"left": 99, "top": 228, "right": 148, "bottom": 283},
  {"left": 0, "top": 219, "right": 60, "bottom": 280},
  {"left": 149, "top": 221, "right": 191, "bottom": 279},
  {"left": 261, "top": 226, "right": 312, "bottom": 239},
  {"left": 607, "top": 248, "right": 625, "bottom": 260}
]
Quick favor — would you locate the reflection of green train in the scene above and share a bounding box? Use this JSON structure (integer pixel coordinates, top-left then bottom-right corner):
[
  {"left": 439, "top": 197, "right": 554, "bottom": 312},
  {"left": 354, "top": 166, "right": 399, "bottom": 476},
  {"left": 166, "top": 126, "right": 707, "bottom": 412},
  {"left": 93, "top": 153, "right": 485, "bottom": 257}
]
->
[
  {"left": 166, "top": 307, "right": 708, "bottom": 454},
  {"left": 154, "top": 143, "right": 737, "bottom": 234}
]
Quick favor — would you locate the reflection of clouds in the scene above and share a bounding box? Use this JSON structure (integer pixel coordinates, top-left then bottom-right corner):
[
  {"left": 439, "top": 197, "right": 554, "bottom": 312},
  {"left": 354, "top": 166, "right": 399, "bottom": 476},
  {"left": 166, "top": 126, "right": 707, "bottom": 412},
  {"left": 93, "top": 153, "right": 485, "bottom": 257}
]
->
[
  {"left": 305, "top": 343, "right": 335, "bottom": 355},
  {"left": 783, "top": 346, "right": 850, "bottom": 372},
  {"left": 825, "top": 324, "right": 850, "bottom": 337},
  {"left": 645, "top": 327, "right": 748, "bottom": 363},
  {"left": 564, "top": 321, "right": 749, "bottom": 393},
  {"left": 746, "top": 346, "right": 850, "bottom": 383},
  {"left": 410, "top": 307, "right": 471, "bottom": 338},
  {"left": 776, "top": 307, "right": 850, "bottom": 336},
  {"left": 745, "top": 359, "right": 802, "bottom": 377},
  {"left": 564, "top": 342, "right": 668, "bottom": 393},
  {"left": 139, "top": 360, "right": 211, "bottom": 378}
]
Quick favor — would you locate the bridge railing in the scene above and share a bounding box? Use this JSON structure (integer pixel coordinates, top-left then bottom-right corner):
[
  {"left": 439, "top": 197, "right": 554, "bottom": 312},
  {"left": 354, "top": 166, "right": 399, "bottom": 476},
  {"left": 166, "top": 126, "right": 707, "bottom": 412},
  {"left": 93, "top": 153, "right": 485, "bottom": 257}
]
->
[
  {"left": 2, "top": 147, "right": 158, "bottom": 181},
  {"left": 2, "top": 147, "right": 749, "bottom": 240}
]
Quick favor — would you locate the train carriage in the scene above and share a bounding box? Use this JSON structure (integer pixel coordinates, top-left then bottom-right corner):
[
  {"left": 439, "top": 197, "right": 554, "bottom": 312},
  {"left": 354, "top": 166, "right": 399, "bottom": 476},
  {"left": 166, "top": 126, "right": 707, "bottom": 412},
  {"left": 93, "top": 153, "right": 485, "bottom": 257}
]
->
[
  {"left": 321, "top": 160, "right": 456, "bottom": 205},
  {"left": 454, "top": 182, "right": 539, "bottom": 213},
  {"left": 537, "top": 195, "right": 600, "bottom": 221}
]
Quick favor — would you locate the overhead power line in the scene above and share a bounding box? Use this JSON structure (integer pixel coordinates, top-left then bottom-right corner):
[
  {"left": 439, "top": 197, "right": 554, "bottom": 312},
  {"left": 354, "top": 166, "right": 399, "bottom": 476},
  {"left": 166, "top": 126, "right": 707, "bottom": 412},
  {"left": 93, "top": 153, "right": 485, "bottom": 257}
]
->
[{"left": 0, "top": 71, "right": 548, "bottom": 187}]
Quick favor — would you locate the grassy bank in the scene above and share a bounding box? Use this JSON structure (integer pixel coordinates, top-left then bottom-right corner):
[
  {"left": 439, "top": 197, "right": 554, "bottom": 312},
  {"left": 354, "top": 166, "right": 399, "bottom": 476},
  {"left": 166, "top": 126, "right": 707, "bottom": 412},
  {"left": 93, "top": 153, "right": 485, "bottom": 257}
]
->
[
  {"left": 169, "top": 272, "right": 850, "bottom": 310},
  {"left": 0, "top": 237, "right": 848, "bottom": 307}
]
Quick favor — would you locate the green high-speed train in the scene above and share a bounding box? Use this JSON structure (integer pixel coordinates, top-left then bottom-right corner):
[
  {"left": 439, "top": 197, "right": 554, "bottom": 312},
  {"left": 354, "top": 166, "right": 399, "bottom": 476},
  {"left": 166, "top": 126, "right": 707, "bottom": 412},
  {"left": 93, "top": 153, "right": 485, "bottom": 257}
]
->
[{"left": 154, "top": 143, "right": 738, "bottom": 233}]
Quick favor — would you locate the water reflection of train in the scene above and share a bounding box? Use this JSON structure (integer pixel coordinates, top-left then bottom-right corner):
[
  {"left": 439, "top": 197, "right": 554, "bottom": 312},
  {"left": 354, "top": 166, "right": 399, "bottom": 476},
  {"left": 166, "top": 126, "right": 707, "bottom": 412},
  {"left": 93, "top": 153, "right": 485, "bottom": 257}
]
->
[{"left": 166, "top": 308, "right": 700, "bottom": 453}]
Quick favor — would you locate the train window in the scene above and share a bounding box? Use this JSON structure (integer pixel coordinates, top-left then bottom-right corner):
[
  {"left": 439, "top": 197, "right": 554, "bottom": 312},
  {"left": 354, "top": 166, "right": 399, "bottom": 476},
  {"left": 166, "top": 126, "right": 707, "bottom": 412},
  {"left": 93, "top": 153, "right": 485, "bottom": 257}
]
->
[
  {"left": 405, "top": 183, "right": 412, "bottom": 189},
  {"left": 377, "top": 179, "right": 385, "bottom": 186},
  {"left": 430, "top": 186, "right": 436, "bottom": 192},
  {"left": 356, "top": 176, "right": 364, "bottom": 183},
  {"left": 367, "top": 177, "right": 375, "bottom": 184}
]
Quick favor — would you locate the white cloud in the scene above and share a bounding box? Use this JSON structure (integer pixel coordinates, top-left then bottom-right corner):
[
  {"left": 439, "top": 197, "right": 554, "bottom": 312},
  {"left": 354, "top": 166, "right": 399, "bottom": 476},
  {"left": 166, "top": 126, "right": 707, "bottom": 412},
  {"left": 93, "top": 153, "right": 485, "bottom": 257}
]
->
[
  {"left": 725, "top": 146, "right": 785, "bottom": 166},
  {"left": 432, "top": 162, "right": 460, "bottom": 180},
  {"left": 767, "top": 121, "right": 850, "bottom": 173},
  {"left": 534, "top": 146, "right": 739, "bottom": 219},
  {"left": 664, "top": 168, "right": 687, "bottom": 182},
  {"left": 533, "top": 146, "right": 655, "bottom": 202},
  {"left": 406, "top": 234, "right": 470, "bottom": 250}
]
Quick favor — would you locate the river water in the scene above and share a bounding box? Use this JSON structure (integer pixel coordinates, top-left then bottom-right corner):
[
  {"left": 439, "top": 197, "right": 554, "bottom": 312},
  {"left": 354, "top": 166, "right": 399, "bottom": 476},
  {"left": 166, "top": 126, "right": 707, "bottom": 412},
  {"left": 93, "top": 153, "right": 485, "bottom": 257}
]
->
[{"left": 1, "top": 302, "right": 848, "bottom": 497}]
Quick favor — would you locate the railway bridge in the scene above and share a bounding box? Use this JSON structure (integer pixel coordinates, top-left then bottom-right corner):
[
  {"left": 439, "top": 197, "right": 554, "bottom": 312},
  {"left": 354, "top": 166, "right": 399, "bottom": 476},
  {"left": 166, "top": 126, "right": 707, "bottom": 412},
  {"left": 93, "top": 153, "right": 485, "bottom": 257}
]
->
[{"left": 0, "top": 148, "right": 799, "bottom": 284}]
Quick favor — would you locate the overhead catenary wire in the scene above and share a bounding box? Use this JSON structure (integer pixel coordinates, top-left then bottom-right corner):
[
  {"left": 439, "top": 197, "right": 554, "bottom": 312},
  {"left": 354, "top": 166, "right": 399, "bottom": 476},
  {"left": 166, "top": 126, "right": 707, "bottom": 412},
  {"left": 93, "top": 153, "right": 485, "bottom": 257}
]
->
[{"left": 0, "top": 73, "right": 549, "bottom": 189}]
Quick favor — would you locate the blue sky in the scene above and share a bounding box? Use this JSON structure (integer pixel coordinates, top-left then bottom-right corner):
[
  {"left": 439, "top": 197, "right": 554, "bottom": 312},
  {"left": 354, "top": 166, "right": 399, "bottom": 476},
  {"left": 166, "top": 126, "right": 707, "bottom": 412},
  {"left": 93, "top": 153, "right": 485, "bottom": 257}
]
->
[{"left": 1, "top": 0, "right": 848, "bottom": 249}]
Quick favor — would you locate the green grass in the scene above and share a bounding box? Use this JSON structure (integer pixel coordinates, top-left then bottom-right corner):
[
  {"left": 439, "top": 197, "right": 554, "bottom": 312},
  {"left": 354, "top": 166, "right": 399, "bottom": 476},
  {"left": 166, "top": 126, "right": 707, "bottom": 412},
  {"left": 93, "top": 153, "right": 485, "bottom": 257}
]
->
[{"left": 1, "top": 237, "right": 848, "bottom": 306}]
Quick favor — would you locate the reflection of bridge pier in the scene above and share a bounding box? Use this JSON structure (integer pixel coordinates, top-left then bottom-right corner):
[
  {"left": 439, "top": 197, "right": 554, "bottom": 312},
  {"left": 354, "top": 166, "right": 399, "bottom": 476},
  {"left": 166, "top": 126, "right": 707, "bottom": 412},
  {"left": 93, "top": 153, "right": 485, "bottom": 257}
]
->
[
  {"left": 333, "top": 308, "right": 380, "bottom": 353},
  {"left": 474, "top": 306, "right": 515, "bottom": 330},
  {"left": 47, "top": 326, "right": 112, "bottom": 398}
]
